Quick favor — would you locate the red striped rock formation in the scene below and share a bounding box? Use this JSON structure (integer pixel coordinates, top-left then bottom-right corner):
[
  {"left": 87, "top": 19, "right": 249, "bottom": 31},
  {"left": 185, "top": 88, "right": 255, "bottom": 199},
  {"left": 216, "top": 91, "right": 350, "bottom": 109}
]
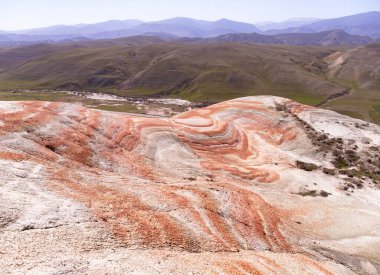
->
[{"left": 1, "top": 97, "right": 379, "bottom": 274}]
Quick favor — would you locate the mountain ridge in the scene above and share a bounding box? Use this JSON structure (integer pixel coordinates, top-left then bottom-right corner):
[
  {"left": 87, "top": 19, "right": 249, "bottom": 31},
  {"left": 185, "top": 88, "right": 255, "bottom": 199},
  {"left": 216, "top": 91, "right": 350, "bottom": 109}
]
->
[
  {"left": 267, "top": 11, "right": 380, "bottom": 38},
  {"left": 1, "top": 11, "right": 378, "bottom": 43},
  {"left": 214, "top": 30, "right": 372, "bottom": 46},
  {"left": 255, "top": 18, "right": 322, "bottom": 31},
  {"left": 14, "top": 19, "right": 144, "bottom": 35}
]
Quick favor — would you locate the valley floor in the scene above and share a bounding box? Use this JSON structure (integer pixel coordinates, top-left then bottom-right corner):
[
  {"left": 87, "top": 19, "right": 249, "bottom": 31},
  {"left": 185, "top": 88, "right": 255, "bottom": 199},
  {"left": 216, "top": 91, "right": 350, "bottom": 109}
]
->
[{"left": 0, "top": 90, "right": 196, "bottom": 117}]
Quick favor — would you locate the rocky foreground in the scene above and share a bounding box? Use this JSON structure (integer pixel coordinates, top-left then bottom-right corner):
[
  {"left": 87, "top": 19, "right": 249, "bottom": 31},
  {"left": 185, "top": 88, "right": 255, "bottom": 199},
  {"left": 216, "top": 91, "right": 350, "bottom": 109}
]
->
[{"left": 0, "top": 96, "right": 379, "bottom": 274}]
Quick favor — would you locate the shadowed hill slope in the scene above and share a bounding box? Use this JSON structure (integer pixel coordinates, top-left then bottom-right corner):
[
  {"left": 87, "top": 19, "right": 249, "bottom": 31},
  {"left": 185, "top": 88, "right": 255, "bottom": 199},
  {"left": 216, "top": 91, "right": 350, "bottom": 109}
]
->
[
  {"left": 322, "top": 43, "right": 380, "bottom": 122},
  {"left": 274, "top": 30, "right": 372, "bottom": 46},
  {"left": 0, "top": 41, "right": 340, "bottom": 101},
  {"left": 0, "top": 39, "right": 379, "bottom": 123},
  {"left": 215, "top": 30, "right": 372, "bottom": 46}
]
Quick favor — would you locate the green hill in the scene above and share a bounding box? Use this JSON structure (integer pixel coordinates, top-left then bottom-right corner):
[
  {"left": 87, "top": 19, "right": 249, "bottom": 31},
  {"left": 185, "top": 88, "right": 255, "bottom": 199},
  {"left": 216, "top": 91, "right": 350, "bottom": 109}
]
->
[{"left": 0, "top": 38, "right": 379, "bottom": 123}]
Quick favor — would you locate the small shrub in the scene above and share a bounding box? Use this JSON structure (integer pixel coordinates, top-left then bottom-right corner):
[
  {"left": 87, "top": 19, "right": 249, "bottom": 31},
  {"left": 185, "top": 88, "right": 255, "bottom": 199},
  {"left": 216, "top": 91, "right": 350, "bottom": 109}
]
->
[
  {"left": 296, "top": 161, "right": 318, "bottom": 171},
  {"left": 317, "top": 134, "right": 328, "bottom": 142},
  {"left": 345, "top": 149, "right": 360, "bottom": 162},
  {"left": 351, "top": 180, "right": 364, "bottom": 189},
  {"left": 275, "top": 103, "right": 287, "bottom": 112},
  {"left": 319, "top": 190, "right": 331, "bottom": 197},
  {"left": 323, "top": 168, "right": 336, "bottom": 175},
  {"left": 333, "top": 157, "right": 348, "bottom": 169},
  {"left": 298, "top": 190, "right": 317, "bottom": 197}
]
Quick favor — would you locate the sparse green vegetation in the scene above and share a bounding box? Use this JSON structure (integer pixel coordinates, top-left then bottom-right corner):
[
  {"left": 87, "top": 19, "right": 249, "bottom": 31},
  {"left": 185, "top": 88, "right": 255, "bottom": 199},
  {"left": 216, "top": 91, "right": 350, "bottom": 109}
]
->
[
  {"left": 287, "top": 94, "right": 322, "bottom": 106},
  {"left": 298, "top": 190, "right": 318, "bottom": 197},
  {"left": 0, "top": 91, "right": 68, "bottom": 101},
  {"left": 333, "top": 156, "right": 349, "bottom": 169},
  {"left": 293, "top": 109, "right": 380, "bottom": 190},
  {"left": 95, "top": 103, "right": 141, "bottom": 113},
  {"left": 296, "top": 161, "right": 318, "bottom": 171},
  {"left": 323, "top": 168, "right": 336, "bottom": 175},
  {"left": 0, "top": 90, "right": 187, "bottom": 115},
  {"left": 297, "top": 189, "right": 332, "bottom": 197},
  {"left": 0, "top": 41, "right": 379, "bottom": 123},
  {"left": 369, "top": 104, "right": 380, "bottom": 123},
  {"left": 319, "top": 190, "right": 332, "bottom": 197}
]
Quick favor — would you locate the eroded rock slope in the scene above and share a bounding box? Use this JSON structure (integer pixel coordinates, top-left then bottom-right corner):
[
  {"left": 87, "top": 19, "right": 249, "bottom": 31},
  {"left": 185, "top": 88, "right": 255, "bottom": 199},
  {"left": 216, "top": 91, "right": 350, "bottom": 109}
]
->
[{"left": 0, "top": 96, "right": 379, "bottom": 274}]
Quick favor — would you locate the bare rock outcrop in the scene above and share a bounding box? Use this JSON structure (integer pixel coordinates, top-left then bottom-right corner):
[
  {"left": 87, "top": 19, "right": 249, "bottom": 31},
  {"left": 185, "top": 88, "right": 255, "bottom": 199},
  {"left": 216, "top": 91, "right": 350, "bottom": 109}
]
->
[{"left": 0, "top": 97, "right": 379, "bottom": 274}]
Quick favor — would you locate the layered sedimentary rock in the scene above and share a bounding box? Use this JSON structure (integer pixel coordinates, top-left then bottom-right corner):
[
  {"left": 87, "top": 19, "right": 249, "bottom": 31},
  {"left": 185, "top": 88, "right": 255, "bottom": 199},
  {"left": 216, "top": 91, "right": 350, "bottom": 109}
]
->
[{"left": 0, "top": 96, "right": 380, "bottom": 274}]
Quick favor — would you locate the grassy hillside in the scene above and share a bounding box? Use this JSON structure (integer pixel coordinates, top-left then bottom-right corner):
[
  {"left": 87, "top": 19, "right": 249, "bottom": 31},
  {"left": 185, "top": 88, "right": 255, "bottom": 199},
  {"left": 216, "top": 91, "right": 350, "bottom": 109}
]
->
[
  {"left": 0, "top": 38, "right": 379, "bottom": 123},
  {"left": 322, "top": 44, "right": 380, "bottom": 122}
]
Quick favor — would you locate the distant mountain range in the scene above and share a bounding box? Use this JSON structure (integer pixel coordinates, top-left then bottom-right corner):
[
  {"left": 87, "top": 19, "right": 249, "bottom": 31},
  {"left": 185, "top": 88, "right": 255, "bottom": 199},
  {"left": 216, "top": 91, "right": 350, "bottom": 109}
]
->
[
  {"left": 214, "top": 30, "right": 372, "bottom": 46},
  {"left": 266, "top": 11, "right": 380, "bottom": 38},
  {"left": 1, "top": 18, "right": 260, "bottom": 41},
  {"left": 255, "top": 18, "right": 322, "bottom": 31},
  {"left": 0, "top": 11, "right": 379, "bottom": 45},
  {"left": 16, "top": 19, "right": 143, "bottom": 36}
]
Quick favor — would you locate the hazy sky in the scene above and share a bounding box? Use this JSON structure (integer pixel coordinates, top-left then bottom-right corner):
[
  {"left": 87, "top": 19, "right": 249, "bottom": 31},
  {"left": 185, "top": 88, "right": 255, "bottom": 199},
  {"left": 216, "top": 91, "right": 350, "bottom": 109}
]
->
[{"left": 1, "top": 0, "right": 379, "bottom": 31}]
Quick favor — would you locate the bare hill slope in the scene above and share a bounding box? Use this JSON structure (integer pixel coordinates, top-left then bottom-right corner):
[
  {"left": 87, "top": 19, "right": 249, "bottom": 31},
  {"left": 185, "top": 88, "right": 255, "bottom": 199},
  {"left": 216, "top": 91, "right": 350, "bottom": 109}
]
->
[{"left": 1, "top": 97, "right": 379, "bottom": 273}]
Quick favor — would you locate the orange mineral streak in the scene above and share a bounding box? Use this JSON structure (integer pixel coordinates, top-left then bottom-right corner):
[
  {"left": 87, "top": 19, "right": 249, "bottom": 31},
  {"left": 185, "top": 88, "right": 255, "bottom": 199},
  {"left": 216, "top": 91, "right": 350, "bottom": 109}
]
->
[
  {"left": 2, "top": 99, "right": 299, "bottom": 253},
  {"left": 0, "top": 102, "right": 60, "bottom": 135},
  {"left": 235, "top": 260, "right": 263, "bottom": 274},
  {"left": 170, "top": 100, "right": 297, "bottom": 182},
  {"left": 294, "top": 254, "right": 335, "bottom": 275},
  {"left": 254, "top": 254, "right": 285, "bottom": 274},
  {"left": 221, "top": 182, "right": 290, "bottom": 251},
  {"left": 0, "top": 151, "right": 29, "bottom": 161},
  {"left": 48, "top": 155, "right": 290, "bottom": 252},
  {"left": 103, "top": 115, "right": 138, "bottom": 151},
  {"left": 49, "top": 107, "right": 100, "bottom": 166},
  {"left": 49, "top": 173, "right": 197, "bottom": 250},
  {"left": 286, "top": 100, "right": 315, "bottom": 115},
  {"left": 217, "top": 260, "right": 263, "bottom": 275}
]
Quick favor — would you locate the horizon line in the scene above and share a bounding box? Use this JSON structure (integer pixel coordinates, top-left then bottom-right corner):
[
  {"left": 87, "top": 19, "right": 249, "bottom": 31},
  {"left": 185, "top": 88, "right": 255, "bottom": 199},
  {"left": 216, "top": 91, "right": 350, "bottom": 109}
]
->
[{"left": 2, "top": 10, "right": 379, "bottom": 32}]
